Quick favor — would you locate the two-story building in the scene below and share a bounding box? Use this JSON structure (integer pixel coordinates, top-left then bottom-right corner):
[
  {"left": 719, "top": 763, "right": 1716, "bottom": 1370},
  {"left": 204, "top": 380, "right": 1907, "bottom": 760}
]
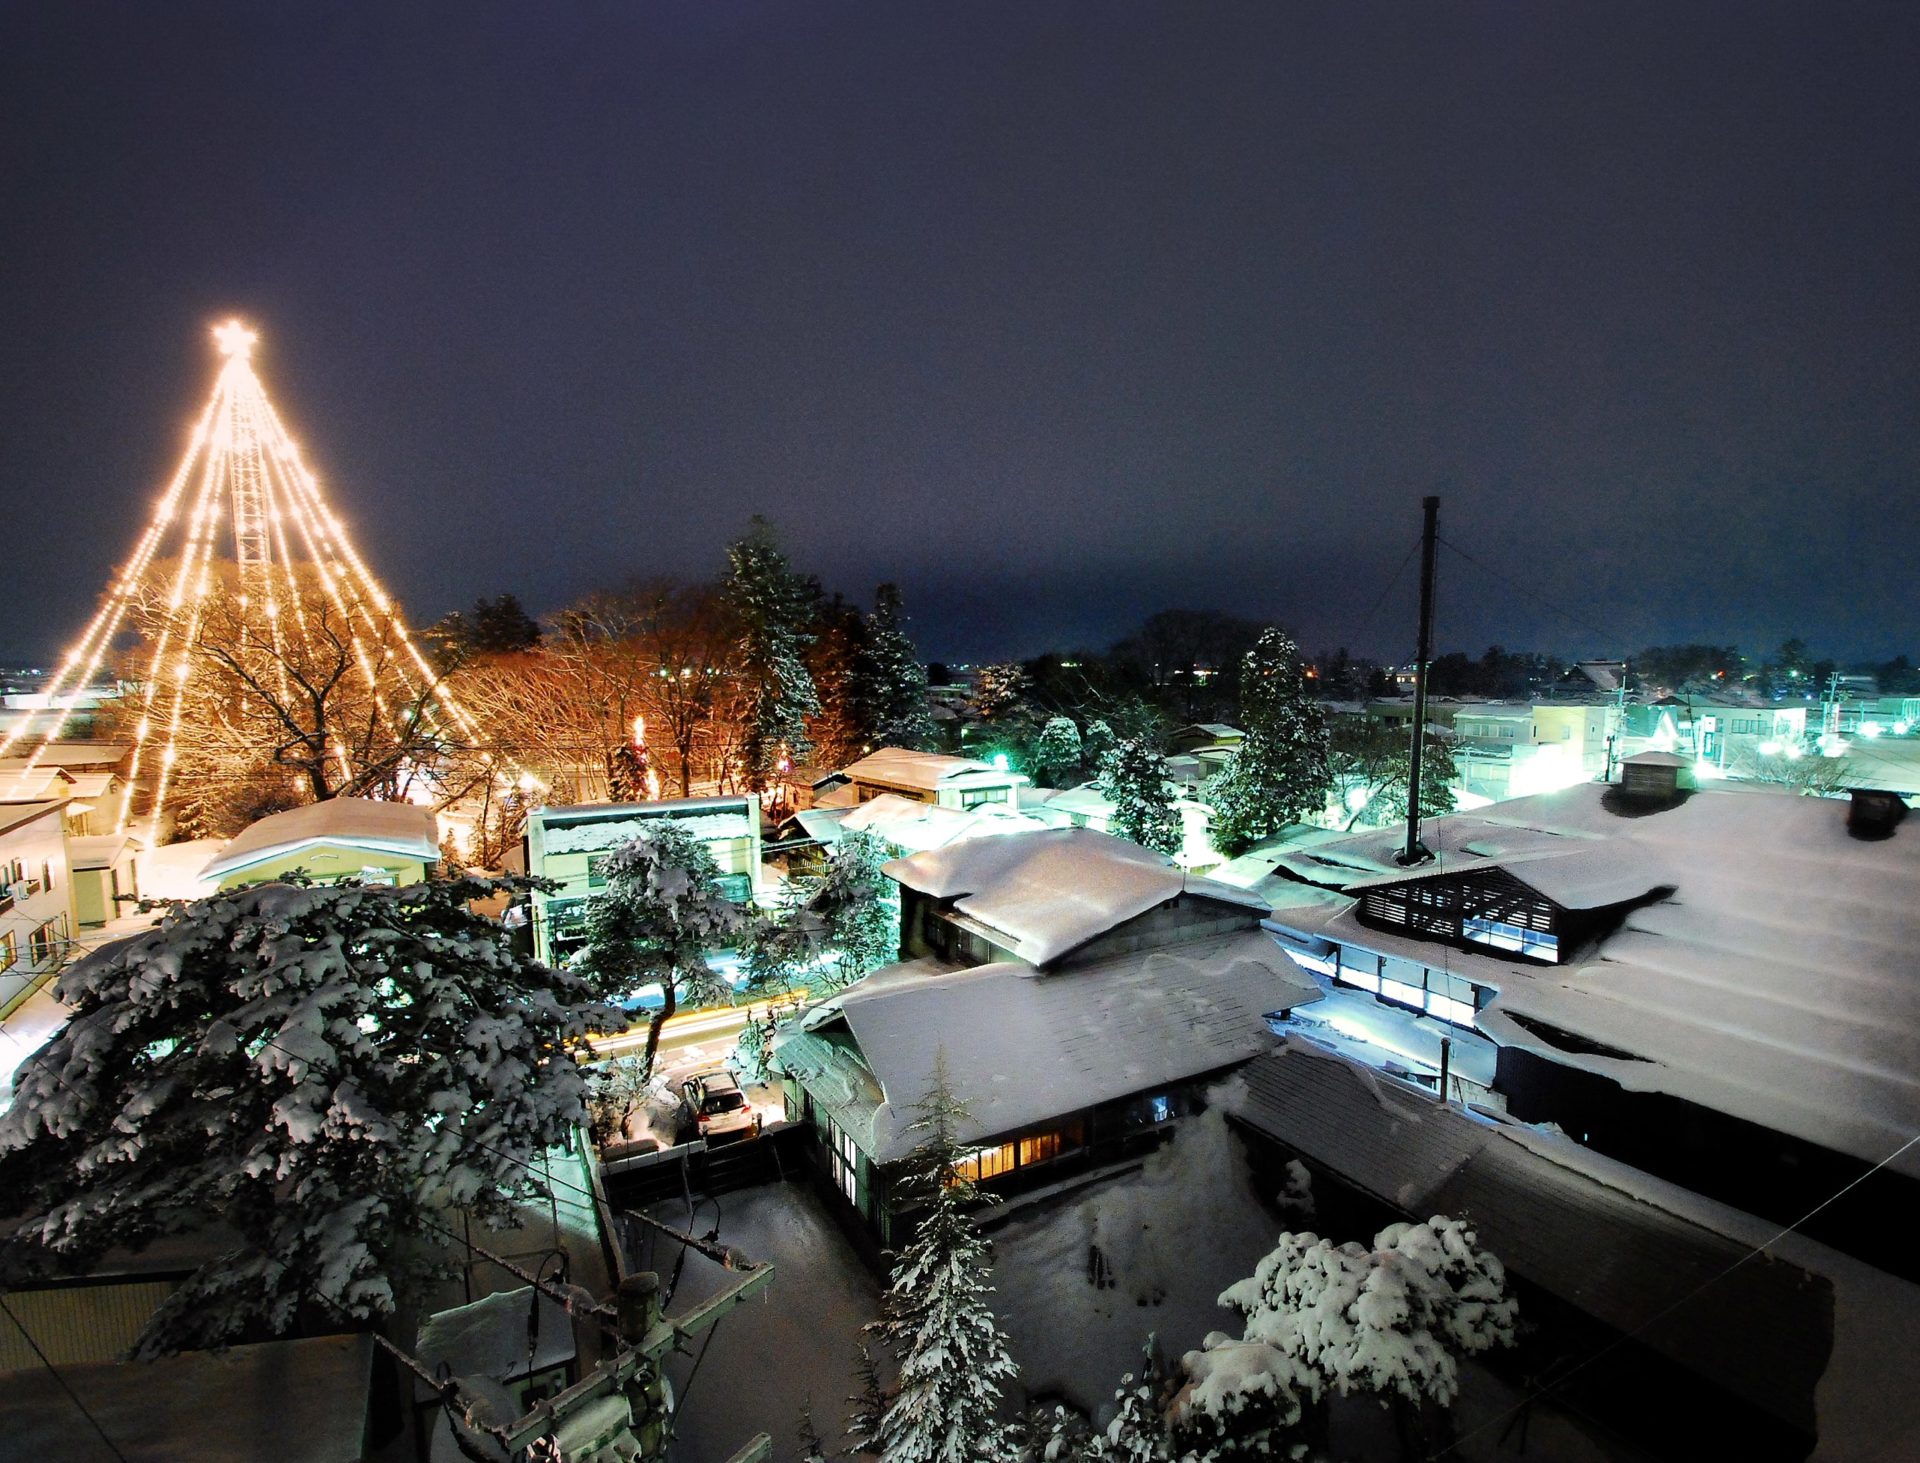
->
[
  {"left": 0, "top": 801, "right": 78, "bottom": 1020},
  {"left": 1253, "top": 763, "right": 1920, "bottom": 1282},
  {"left": 524, "top": 795, "right": 763, "bottom": 967},
  {"left": 198, "top": 798, "right": 441, "bottom": 893},
  {"left": 771, "top": 829, "right": 1319, "bottom": 1248},
  {"left": 838, "top": 748, "right": 1030, "bottom": 812}
]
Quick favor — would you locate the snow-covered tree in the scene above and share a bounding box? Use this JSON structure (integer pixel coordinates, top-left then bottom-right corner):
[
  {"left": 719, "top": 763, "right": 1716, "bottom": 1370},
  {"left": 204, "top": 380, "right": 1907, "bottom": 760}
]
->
[
  {"left": 606, "top": 738, "right": 653, "bottom": 803},
  {"left": 1206, "top": 630, "right": 1332, "bottom": 857},
  {"left": 1177, "top": 1215, "right": 1516, "bottom": 1457},
  {"left": 812, "top": 829, "right": 898, "bottom": 988},
  {"left": 1084, "top": 1338, "right": 1180, "bottom": 1463},
  {"left": 1030, "top": 717, "right": 1086, "bottom": 789},
  {"left": 0, "top": 876, "right": 618, "bottom": 1357},
  {"left": 808, "top": 592, "right": 873, "bottom": 771},
  {"left": 855, "top": 584, "right": 936, "bottom": 752},
  {"left": 871, "top": 1069, "right": 1018, "bottom": 1463},
  {"left": 725, "top": 517, "right": 821, "bottom": 794},
  {"left": 572, "top": 824, "right": 745, "bottom": 1082},
  {"left": 585, "top": 1054, "right": 656, "bottom": 1147},
  {"left": 1099, "top": 736, "right": 1181, "bottom": 857},
  {"left": 1329, "top": 722, "right": 1456, "bottom": 830},
  {"left": 740, "top": 906, "right": 815, "bottom": 996},
  {"left": 971, "top": 662, "right": 1029, "bottom": 723}
]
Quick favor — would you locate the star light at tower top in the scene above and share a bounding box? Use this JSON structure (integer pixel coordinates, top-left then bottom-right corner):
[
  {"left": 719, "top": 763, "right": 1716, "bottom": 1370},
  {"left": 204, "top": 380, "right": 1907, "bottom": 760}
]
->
[{"left": 213, "top": 318, "right": 257, "bottom": 359}]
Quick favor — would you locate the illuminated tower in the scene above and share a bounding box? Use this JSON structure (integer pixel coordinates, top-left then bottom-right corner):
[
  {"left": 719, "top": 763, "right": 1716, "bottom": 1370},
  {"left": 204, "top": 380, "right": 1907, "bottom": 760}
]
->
[{"left": 0, "top": 321, "right": 494, "bottom": 840}]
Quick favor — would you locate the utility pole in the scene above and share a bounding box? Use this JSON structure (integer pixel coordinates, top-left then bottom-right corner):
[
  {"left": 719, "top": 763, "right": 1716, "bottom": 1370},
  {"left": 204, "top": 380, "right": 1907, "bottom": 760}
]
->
[{"left": 1399, "top": 495, "right": 1439, "bottom": 867}]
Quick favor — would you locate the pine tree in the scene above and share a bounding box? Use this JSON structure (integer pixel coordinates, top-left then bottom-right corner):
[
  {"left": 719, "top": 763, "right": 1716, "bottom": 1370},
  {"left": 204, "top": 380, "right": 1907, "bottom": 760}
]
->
[
  {"left": 606, "top": 739, "right": 652, "bottom": 802},
  {"left": 846, "top": 1340, "right": 891, "bottom": 1455},
  {"left": 798, "top": 1400, "right": 835, "bottom": 1463},
  {"left": 0, "top": 875, "right": 618, "bottom": 1357},
  {"left": 971, "top": 663, "right": 1029, "bottom": 722},
  {"left": 740, "top": 906, "right": 814, "bottom": 996},
  {"left": 1030, "top": 716, "right": 1085, "bottom": 789},
  {"left": 1099, "top": 736, "right": 1181, "bottom": 857},
  {"left": 855, "top": 583, "right": 936, "bottom": 752},
  {"left": 871, "top": 1067, "right": 1018, "bottom": 1463},
  {"left": 812, "top": 829, "right": 898, "bottom": 988},
  {"left": 573, "top": 823, "right": 744, "bottom": 1083},
  {"left": 809, "top": 593, "right": 873, "bottom": 770},
  {"left": 725, "top": 517, "right": 821, "bottom": 793},
  {"left": 1206, "top": 629, "right": 1332, "bottom": 857}
]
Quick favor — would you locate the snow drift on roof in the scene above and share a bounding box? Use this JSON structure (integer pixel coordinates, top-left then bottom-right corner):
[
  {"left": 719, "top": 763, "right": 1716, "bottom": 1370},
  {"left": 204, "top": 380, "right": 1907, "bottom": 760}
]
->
[
  {"left": 786, "top": 930, "right": 1317, "bottom": 1162},
  {"left": 843, "top": 747, "right": 1024, "bottom": 791},
  {"left": 883, "top": 826, "right": 1265, "bottom": 966},
  {"left": 839, "top": 793, "right": 1049, "bottom": 854},
  {"left": 199, "top": 796, "right": 440, "bottom": 879}
]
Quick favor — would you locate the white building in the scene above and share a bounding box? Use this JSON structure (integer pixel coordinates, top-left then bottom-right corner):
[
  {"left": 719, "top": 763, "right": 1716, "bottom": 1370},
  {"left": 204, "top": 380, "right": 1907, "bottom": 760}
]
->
[
  {"left": 838, "top": 748, "right": 1030, "bottom": 812},
  {"left": 0, "top": 801, "right": 77, "bottom": 1019}
]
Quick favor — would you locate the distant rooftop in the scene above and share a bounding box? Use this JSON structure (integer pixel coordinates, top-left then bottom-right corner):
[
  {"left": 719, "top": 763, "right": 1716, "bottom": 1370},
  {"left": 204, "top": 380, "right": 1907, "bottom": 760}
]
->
[{"left": 200, "top": 796, "right": 440, "bottom": 881}]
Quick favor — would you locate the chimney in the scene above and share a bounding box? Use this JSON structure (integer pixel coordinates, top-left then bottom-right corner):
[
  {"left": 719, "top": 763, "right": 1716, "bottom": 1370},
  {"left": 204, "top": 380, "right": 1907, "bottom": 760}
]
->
[{"left": 1848, "top": 789, "right": 1909, "bottom": 841}]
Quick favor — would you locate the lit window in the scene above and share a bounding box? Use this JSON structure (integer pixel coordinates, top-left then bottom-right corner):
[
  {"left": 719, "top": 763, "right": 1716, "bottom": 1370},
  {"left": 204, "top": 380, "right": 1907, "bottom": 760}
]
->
[
  {"left": 1463, "top": 917, "right": 1559, "bottom": 961},
  {"left": 1381, "top": 977, "right": 1424, "bottom": 1008},
  {"left": 1336, "top": 950, "right": 1381, "bottom": 993},
  {"left": 954, "top": 1142, "right": 1016, "bottom": 1183}
]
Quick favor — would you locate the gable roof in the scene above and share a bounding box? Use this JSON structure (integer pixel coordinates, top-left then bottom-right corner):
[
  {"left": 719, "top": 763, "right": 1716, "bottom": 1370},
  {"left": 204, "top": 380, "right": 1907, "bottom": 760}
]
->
[
  {"left": 838, "top": 792, "right": 1049, "bottom": 854},
  {"left": 200, "top": 797, "right": 440, "bottom": 881},
  {"left": 883, "top": 827, "right": 1264, "bottom": 966},
  {"left": 0, "top": 799, "right": 66, "bottom": 839},
  {"left": 842, "top": 747, "right": 1028, "bottom": 792},
  {"left": 778, "top": 930, "right": 1318, "bottom": 1163}
]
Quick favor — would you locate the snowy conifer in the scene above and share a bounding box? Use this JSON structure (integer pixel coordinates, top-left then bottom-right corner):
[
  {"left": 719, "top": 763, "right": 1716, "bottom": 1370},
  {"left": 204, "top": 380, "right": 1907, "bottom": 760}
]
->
[
  {"left": 971, "top": 662, "right": 1029, "bottom": 722},
  {"left": 740, "top": 906, "right": 814, "bottom": 996},
  {"left": 725, "top": 517, "right": 821, "bottom": 793},
  {"left": 871, "top": 1068, "right": 1018, "bottom": 1463},
  {"left": 1031, "top": 716, "right": 1085, "bottom": 788},
  {"left": 1099, "top": 736, "right": 1181, "bottom": 857},
  {"left": 811, "top": 829, "right": 898, "bottom": 988},
  {"left": 573, "top": 823, "right": 744, "bottom": 1082},
  {"left": 606, "top": 739, "right": 652, "bottom": 802},
  {"left": 0, "top": 876, "right": 619, "bottom": 1357},
  {"left": 855, "top": 584, "right": 936, "bottom": 752},
  {"left": 1206, "top": 629, "right": 1331, "bottom": 857}
]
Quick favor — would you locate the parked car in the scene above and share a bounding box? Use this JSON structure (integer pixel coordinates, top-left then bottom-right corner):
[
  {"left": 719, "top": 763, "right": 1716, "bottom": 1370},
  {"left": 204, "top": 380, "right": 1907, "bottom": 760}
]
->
[{"left": 679, "top": 1070, "right": 756, "bottom": 1145}]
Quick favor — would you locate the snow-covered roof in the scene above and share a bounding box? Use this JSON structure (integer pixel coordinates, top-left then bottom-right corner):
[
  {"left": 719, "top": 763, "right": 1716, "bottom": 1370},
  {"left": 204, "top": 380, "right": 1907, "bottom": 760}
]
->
[
  {"left": 0, "top": 740, "right": 130, "bottom": 769},
  {"left": 883, "top": 827, "right": 1266, "bottom": 967},
  {"left": 1622, "top": 750, "right": 1690, "bottom": 768},
  {"left": 1269, "top": 783, "right": 1920, "bottom": 1180},
  {"left": 1228, "top": 1041, "right": 1837, "bottom": 1431},
  {"left": 414, "top": 1285, "right": 576, "bottom": 1389},
  {"left": 200, "top": 796, "right": 440, "bottom": 880},
  {"left": 780, "top": 930, "right": 1318, "bottom": 1162},
  {"left": 1339, "top": 841, "right": 1668, "bottom": 912},
  {"left": 841, "top": 747, "right": 1028, "bottom": 792},
  {"left": 0, "top": 799, "right": 65, "bottom": 838},
  {"left": 67, "top": 832, "right": 132, "bottom": 870},
  {"left": 838, "top": 792, "right": 1049, "bottom": 854}
]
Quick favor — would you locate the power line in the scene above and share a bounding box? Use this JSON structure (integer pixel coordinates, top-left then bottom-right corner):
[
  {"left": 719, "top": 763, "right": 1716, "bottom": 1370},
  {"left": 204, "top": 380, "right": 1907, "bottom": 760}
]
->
[
  {"left": 0, "top": 1292, "right": 131, "bottom": 1463},
  {"left": 1435, "top": 534, "right": 1620, "bottom": 653}
]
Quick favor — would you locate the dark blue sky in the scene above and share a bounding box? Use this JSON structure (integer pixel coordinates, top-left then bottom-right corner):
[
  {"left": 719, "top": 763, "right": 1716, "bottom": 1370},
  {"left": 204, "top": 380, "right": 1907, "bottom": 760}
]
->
[{"left": 2, "top": 3, "right": 1915, "bottom": 665}]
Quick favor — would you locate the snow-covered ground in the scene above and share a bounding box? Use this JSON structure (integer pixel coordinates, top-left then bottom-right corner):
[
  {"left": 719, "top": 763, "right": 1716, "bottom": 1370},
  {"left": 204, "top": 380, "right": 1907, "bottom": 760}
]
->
[
  {"left": 137, "top": 837, "right": 224, "bottom": 900},
  {"left": 640, "top": 1182, "right": 883, "bottom": 1463}
]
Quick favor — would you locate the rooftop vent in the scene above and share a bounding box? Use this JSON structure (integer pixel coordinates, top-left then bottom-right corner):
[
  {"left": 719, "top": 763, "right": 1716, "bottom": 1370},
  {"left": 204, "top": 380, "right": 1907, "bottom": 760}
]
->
[{"left": 1847, "top": 788, "right": 1909, "bottom": 841}]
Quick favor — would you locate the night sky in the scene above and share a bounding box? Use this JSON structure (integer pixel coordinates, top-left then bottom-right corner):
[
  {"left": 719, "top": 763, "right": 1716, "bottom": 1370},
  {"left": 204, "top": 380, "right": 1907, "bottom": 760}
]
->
[{"left": 2, "top": 3, "right": 1915, "bottom": 667}]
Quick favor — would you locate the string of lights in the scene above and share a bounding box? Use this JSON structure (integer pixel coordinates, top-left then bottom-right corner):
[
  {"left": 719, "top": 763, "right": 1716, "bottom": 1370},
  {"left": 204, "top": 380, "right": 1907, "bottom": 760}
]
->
[{"left": 0, "top": 321, "right": 514, "bottom": 841}]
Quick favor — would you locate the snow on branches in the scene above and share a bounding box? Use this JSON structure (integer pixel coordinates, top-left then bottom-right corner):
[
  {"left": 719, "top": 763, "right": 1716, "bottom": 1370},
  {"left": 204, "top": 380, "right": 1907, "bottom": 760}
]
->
[{"left": 0, "top": 875, "right": 621, "bottom": 1356}]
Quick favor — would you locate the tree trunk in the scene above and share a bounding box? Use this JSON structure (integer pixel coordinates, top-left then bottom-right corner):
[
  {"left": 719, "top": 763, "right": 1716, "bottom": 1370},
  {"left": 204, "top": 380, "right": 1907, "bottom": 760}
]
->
[{"left": 640, "top": 981, "right": 676, "bottom": 1085}]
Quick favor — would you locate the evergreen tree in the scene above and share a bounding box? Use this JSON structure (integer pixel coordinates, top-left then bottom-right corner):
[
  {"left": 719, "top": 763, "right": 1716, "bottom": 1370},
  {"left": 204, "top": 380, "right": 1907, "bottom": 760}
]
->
[
  {"left": 0, "top": 875, "right": 617, "bottom": 1357},
  {"left": 606, "top": 739, "right": 652, "bottom": 802},
  {"left": 854, "top": 583, "right": 937, "bottom": 753},
  {"left": 812, "top": 829, "right": 898, "bottom": 988},
  {"left": 809, "top": 592, "right": 873, "bottom": 770},
  {"left": 797, "top": 1400, "right": 835, "bottom": 1463},
  {"left": 846, "top": 1340, "right": 891, "bottom": 1454},
  {"left": 871, "top": 1067, "right": 1018, "bottom": 1463},
  {"left": 1030, "top": 716, "right": 1085, "bottom": 788},
  {"left": 1099, "top": 736, "right": 1181, "bottom": 857},
  {"left": 740, "top": 905, "right": 814, "bottom": 996},
  {"left": 725, "top": 517, "right": 821, "bottom": 793},
  {"left": 1206, "top": 629, "right": 1332, "bottom": 857},
  {"left": 971, "top": 663, "right": 1029, "bottom": 722},
  {"left": 468, "top": 593, "right": 543, "bottom": 653},
  {"left": 573, "top": 823, "right": 744, "bottom": 1083}
]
